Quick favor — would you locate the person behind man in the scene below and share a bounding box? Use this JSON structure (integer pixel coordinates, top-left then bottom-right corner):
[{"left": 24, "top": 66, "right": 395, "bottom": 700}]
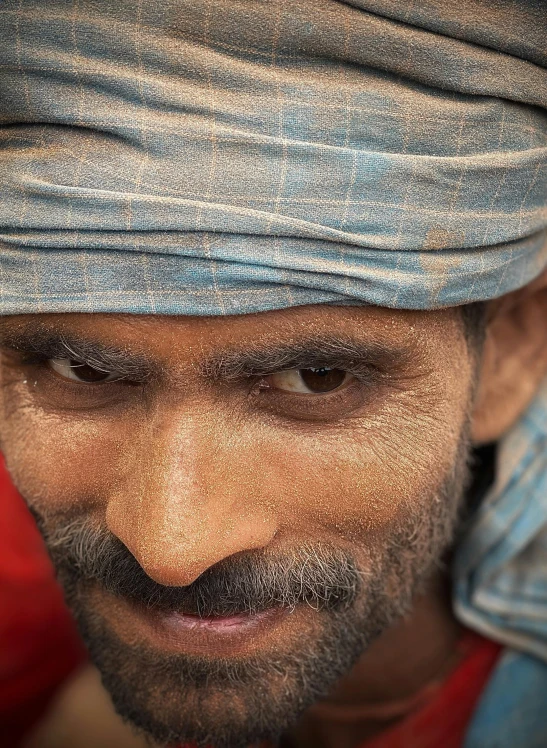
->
[{"left": 0, "top": 1, "right": 546, "bottom": 747}]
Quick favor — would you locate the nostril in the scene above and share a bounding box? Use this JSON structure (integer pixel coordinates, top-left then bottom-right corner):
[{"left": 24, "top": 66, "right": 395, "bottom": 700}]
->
[{"left": 106, "top": 503, "right": 279, "bottom": 589}]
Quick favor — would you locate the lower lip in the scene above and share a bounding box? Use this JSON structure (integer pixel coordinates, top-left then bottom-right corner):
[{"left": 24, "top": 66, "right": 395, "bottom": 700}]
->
[
  {"left": 98, "top": 590, "right": 292, "bottom": 656},
  {"left": 160, "top": 608, "right": 280, "bottom": 632}
]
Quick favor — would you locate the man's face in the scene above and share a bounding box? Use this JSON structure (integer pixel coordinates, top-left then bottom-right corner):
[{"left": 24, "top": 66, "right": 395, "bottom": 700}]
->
[{"left": 0, "top": 305, "right": 475, "bottom": 748}]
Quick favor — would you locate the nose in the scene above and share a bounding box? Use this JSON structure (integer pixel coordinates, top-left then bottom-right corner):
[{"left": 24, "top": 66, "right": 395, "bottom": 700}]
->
[{"left": 105, "top": 408, "right": 278, "bottom": 586}]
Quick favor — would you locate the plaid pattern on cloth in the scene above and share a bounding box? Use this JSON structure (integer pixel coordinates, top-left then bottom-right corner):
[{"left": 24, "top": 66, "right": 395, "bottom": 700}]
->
[
  {"left": 0, "top": 0, "right": 545, "bottom": 314},
  {"left": 455, "top": 377, "right": 547, "bottom": 658},
  {"left": 454, "top": 382, "right": 547, "bottom": 747}
]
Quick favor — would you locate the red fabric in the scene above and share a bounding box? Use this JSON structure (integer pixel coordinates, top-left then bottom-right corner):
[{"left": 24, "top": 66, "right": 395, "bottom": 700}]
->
[
  {"left": 359, "top": 632, "right": 502, "bottom": 748},
  {"left": 0, "top": 456, "right": 87, "bottom": 746}
]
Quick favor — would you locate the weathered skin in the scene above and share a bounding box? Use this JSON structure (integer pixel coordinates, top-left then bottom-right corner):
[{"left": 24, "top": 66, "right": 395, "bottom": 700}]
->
[{"left": 2, "top": 287, "right": 547, "bottom": 748}]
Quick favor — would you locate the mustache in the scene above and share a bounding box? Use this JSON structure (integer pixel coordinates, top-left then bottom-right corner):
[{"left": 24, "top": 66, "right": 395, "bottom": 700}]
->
[{"left": 37, "top": 513, "right": 363, "bottom": 617}]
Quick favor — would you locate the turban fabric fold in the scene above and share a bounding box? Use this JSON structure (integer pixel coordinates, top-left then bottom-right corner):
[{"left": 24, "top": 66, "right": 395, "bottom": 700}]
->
[{"left": 0, "top": 0, "right": 545, "bottom": 314}]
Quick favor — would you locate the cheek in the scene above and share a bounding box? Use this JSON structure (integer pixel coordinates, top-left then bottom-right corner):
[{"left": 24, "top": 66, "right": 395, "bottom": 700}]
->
[
  {"left": 246, "top": 434, "right": 441, "bottom": 541},
  {"left": 245, "top": 377, "right": 470, "bottom": 540},
  {"left": 0, "top": 402, "right": 128, "bottom": 512}
]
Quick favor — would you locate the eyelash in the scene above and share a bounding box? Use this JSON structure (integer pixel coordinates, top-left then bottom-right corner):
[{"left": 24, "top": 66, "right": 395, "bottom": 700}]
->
[
  {"left": 14, "top": 352, "right": 140, "bottom": 384},
  {"left": 11, "top": 351, "right": 387, "bottom": 407},
  {"left": 3, "top": 352, "right": 391, "bottom": 424},
  {"left": 14, "top": 352, "right": 382, "bottom": 384}
]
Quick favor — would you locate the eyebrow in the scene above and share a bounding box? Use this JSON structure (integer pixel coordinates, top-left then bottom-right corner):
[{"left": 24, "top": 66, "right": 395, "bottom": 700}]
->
[
  {"left": 0, "top": 324, "right": 413, "bottom": 382},
  {"left": 0, "top": 327, "right": 152, "bottom": 380},
  {"left": 204, "top": 336, "right": 411, "bottom": 380}
]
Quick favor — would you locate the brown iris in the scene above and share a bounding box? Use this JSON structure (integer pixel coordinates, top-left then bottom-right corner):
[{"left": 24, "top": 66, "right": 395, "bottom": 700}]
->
[
  {"left": 69, "top": 362, "right": 114, "bottom": 383},
  {"left": 299, "top": 367, "right": 348, "bottom": 393}
]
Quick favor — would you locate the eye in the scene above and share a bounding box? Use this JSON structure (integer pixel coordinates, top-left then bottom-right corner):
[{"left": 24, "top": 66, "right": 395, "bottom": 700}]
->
[
  {"left": 47, "top": 358, "right": 121, "bottom": 384},
  {"left": 267, "top": 367, "right": 352, "bottom": 394}
]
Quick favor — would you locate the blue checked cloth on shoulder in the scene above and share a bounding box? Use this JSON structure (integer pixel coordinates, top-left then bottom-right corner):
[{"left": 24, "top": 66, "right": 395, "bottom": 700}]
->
[
  {"left": 1, "top": 2, "right": 547, "bottom": 743},
  {"left": 455, "top": 378, "right": 547, "bottom": 746}
]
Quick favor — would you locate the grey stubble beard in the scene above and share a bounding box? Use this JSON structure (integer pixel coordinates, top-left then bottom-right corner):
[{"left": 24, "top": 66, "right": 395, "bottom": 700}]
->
[{"left": 29, "top": 427, "right": 472, "bottom": 748}]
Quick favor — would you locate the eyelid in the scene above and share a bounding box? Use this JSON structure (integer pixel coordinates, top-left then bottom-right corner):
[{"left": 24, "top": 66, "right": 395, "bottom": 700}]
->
[
  {"left": 48, "top": 357, "right": 123, "bottom": 383},
  {"left": 265, "top": 368, "right": 354, "bottom": 394},
  {"left": 252, "top": 373, "right": 374, "bottom": 425},
  {"left": 5, "top": 347, "right": 150, "bottom": 384},
  {"left": 236, "top": 360, "right": 380, "bottom": 382},
  {"left": 256, "top": 361, "right": 382, "bottom": 386}
]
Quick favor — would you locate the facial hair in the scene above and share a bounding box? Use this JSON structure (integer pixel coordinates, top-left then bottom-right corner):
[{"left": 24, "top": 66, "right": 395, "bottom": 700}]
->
[{"left": 30, "top": 432, "right": 472, "bottom": 748}]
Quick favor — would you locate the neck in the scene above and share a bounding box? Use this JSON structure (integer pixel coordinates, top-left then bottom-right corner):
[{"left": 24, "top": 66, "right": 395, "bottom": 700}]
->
[{"left": 285, "top": 571, "right": 462, "bottom": 748}]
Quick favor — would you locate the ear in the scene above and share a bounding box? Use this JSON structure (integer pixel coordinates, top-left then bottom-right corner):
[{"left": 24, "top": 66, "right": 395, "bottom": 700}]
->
[{"left": 471, "top": 269, "right": 547, "bottom": 445}]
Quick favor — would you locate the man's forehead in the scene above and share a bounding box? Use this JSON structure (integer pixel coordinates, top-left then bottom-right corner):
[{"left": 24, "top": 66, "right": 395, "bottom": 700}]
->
[
  {"left": 0, "top": 305, "right": 448, "bottom": 350},
  {"left": 0, "top": 306, "right": 451, "bottom": 376}
]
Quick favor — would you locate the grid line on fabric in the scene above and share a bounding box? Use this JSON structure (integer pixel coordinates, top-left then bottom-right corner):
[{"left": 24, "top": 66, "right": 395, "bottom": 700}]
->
[
  {"left": 14, "top": 0, "right": 31, "bottom": 112},
  {"left": 480, "top": 108, "right": 509, "bottom": 247},
  {"left": 131, "top": 0, "right": 157, "bottom": 307},
  {"left": 519, "top": 162, "right": 544, "bottom": 236},
  {"left": 202, "top": 232, "right": 226, "bottom": 313},
  {"left": 336, "top": 10, "right": 358, "bottom": 296},
  {"left": 2, "top": 5, "right": 546, "bottom": 61},
  {"left": 1, "top": 85, "right": 543, "bottom": 138},
  {"left": 130, "top": 0, "right": 153, "bottom": 227},
  {"left": 263, "top": 1, "right": 289, "bottom": 237},
  {"left": 12, "top": 172, "right": 544, "bottom": 222},
  {"left": 196, "top": 0, "right": 223, "bottom": 311},
  {"left": 193, "top": 0, "right": 220, "bottom": 231},
  {"left": 70, "top": 0, "right": 86, "bottom": 129},
  {"left": 1, "top": 0, "right": 546, "bottom": 316}
]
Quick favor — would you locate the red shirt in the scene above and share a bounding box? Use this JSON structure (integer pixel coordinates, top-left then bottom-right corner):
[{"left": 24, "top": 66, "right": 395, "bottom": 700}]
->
[
  {"left": 0, "top": 458, "right": 501, "bottom": 747},
  {"left": 0, "top": 458, "right": 86, "bottom": 746},
  {"left": 360, "top": 631, "right": 501, "bottom": 748}
]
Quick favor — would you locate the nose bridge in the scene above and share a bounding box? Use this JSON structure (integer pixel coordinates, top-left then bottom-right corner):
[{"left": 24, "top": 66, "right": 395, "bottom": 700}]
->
[{"left": 106, "top": 405, "right": 277, "bottom": 586}]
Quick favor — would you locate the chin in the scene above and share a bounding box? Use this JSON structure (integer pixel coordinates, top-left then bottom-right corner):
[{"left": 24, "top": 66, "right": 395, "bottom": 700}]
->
[{"left": 66, "top": 588, "right": 385, "bottom": 748}]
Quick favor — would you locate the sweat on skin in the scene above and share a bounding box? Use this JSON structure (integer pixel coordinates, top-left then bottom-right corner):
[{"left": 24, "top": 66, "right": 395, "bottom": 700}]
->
[
  {"left": 2, "top": 281, "right": 547, "bottom": 748},
  {"left": 0, "top": 303, "right": 476, "bottom": 748}
]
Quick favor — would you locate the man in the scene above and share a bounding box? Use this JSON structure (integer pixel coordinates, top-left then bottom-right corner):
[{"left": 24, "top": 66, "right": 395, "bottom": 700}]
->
[{"left": 0, "top": 1, "right": 546, "bottom": 747}]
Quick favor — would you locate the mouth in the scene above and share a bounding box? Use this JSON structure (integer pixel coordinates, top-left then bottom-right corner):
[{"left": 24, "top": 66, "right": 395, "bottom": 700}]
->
[
  {"left": 160, "top": 608, "right": 281, "bottom": 631},
  {"left": 92, "top": 586, "right": 295, "bottom": 657}
]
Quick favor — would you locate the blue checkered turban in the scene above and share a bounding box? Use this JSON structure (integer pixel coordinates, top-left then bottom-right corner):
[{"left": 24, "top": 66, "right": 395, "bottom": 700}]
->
[{"left": 0, "top": 0, "right": 546, "bottom": 314}]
